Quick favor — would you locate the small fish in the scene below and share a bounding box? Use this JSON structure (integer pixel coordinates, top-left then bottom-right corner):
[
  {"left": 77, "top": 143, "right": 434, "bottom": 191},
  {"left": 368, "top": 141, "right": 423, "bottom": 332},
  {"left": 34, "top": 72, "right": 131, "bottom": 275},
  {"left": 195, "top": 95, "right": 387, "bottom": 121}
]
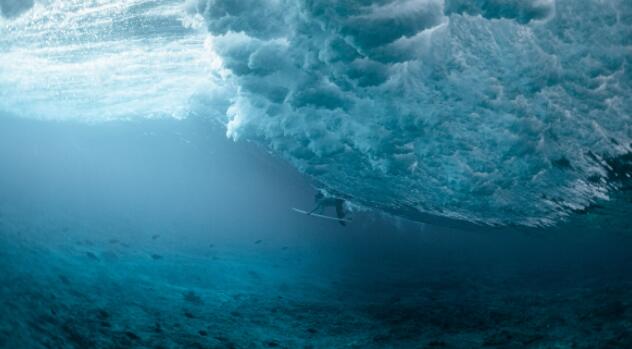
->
[
  {"left": 265, "top": 340, "right": 280, "bottom": 347},
  {"left": 152, "top": 234, "right": 160, "bottom": 240},
  {"left": 254, "top": 240, "right": 263, "bottom": 244},
  {"left": 281, "top": 246, "right": 289, "bottom": 251},
  {"left": 58, "top": 275, "right": 71, "bottom": 285},
  {"left": 208, "top": 243, "right": 214, "bottom": 248},
  {"left": 124, "top": 331, "right": 140, "bottom": 340},
  {"left": 96, "top": 309, "right": 109, "bottom": 320},
  {"left": 153, "top": 322, "right": 163, "bottom": 333},
  {"left": 150, "top": 254, "right": 163, "bottom": 260},
  {"left": 85, "top": 252, "right": 99, "bottom": 261},
  {"left": 183, "top": 291, "right": 203, "bottom": 305}
]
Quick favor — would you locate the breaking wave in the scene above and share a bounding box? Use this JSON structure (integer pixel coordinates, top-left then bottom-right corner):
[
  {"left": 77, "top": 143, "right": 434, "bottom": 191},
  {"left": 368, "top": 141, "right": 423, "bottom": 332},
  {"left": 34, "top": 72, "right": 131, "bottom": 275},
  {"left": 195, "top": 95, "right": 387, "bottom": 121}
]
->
[
  {"left": 192, "top": 0, "right": 631, "bottom": 227},
  {"left": 0, "top": 0, "right": 215, "bottom": 121},
  {"left": 1, "top": 0, "right": 630, "bottom": 227}
]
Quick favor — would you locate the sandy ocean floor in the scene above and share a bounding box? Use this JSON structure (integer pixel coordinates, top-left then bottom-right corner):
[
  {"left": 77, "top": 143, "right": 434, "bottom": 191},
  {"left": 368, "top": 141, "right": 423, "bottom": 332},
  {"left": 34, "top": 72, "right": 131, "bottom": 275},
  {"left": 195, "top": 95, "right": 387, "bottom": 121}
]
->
[{"left": 1, "top": 213, "right": 631, "bottom": 349}]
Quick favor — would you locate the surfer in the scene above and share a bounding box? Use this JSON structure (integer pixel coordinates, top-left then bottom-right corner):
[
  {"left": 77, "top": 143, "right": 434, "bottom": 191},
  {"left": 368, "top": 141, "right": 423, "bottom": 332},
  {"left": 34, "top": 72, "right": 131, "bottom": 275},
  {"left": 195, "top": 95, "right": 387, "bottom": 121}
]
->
[{"left": 309, "top": 191, "right": 348, "bottom": 226}]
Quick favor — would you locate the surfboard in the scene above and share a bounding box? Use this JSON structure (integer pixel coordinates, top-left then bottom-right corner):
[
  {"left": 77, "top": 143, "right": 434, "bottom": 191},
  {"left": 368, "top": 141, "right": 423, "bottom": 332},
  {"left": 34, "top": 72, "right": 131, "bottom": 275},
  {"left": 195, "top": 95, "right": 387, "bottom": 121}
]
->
[{"left": 291, "top": 208, "right": 352, "bottom": 223}]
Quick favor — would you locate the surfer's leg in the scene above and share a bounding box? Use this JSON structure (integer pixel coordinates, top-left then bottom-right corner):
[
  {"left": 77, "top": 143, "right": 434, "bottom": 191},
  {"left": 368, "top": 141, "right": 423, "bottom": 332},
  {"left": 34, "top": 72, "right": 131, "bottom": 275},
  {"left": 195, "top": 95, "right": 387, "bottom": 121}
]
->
[
  {"left": 335, "top": 200, "right": 346, "bottom": 218},
  {"left": 335, "top": 200, "right": 347, "bottom": 226},
  {"left": 308, "top": 203, "right": 322, "bottom": 215}
]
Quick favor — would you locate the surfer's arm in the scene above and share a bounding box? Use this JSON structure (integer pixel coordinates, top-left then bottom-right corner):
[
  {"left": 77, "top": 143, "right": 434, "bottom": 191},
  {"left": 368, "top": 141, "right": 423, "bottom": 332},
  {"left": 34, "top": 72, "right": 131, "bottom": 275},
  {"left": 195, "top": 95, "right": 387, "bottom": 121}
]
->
[
  {"left": 309, "top": 197, "right": 334, "bottom": 215},
  {"left": 307, "top": 202, "right": 322, "bottom": 215}
]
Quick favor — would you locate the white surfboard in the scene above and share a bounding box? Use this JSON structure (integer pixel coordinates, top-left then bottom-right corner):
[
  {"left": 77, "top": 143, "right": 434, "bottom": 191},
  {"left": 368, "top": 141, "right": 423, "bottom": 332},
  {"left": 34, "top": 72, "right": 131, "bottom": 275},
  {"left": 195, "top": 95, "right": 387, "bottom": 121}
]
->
[{"left": 291, "top": 208, "right": 352, "bottom": 223}]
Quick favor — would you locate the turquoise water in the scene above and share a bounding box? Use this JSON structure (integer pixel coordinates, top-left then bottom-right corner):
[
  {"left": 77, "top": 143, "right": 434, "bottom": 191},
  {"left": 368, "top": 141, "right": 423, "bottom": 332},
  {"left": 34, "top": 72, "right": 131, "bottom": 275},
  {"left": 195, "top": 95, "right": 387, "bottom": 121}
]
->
[
  {"left": 1, "top": 1, "right": 631, "bottom": 348},
  {"left": 1, "top": 116, "right": 630, "bottom": 348}
]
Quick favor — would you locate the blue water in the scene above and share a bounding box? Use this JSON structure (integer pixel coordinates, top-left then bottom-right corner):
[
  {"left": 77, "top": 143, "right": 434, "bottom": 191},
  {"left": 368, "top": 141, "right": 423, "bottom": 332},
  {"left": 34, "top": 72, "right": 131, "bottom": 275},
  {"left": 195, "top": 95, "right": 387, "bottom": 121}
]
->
[{"left": 1, "top": 1, "right": 631, "bottom": 348}]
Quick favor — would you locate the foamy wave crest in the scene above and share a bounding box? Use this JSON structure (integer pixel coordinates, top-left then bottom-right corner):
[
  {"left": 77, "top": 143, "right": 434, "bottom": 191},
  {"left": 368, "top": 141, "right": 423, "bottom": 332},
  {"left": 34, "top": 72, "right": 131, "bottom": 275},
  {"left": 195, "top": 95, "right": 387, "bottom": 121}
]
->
[
  {"left": 0, "top": 0, "right": 214, "bottom": 121},
  {"left": 193, "top": 0, "right": 631, "bottom": 227}
]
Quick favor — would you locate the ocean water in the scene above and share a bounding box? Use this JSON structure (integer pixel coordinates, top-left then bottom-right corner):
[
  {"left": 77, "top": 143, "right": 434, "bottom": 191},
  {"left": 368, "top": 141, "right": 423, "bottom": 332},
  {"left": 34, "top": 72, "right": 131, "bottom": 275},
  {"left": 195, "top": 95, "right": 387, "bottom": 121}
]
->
[{"left": 1, "top": 1, "right": 631, "bottom": 348}]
